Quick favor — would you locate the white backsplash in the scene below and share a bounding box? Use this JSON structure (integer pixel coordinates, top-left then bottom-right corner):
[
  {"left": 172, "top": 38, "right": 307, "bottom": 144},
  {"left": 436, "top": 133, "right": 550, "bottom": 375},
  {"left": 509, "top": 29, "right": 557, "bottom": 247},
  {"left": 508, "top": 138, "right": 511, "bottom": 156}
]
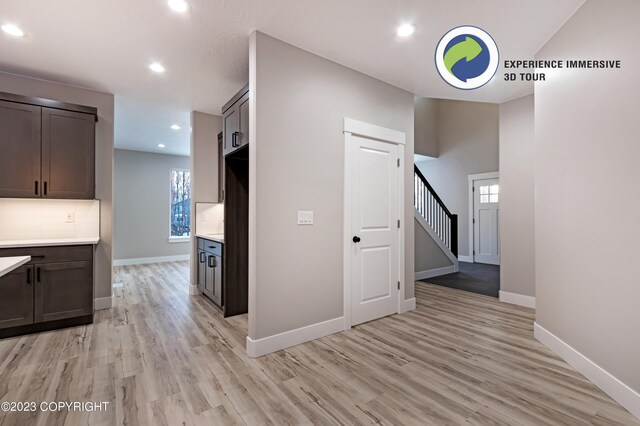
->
[
  {"left": 195, "top": 202, "right": 224, "bottom": 235},
  {"left": 0, "top": 199, "right": 100, "bottom": 242}
]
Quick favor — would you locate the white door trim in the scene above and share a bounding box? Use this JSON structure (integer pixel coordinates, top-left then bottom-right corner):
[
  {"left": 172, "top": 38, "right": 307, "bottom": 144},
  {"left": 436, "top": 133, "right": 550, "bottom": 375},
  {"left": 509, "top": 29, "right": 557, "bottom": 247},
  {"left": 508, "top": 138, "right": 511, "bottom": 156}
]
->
[
  {"left": 467, "top": 172, "right": 499, "bottom": 262},
  {"left": 344, "top": 118, "right": 406, "bottom": 145},
  {"left": 343, "top": 118, "right": 405, "bottom": 331}
]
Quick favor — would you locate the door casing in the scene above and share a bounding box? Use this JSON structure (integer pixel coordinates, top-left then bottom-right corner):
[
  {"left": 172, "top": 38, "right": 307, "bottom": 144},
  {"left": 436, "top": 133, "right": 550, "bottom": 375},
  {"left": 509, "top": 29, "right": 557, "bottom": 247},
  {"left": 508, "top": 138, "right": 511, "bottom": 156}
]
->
[{"left": 343, "top": 118, "right": 405, "bottom": 330}]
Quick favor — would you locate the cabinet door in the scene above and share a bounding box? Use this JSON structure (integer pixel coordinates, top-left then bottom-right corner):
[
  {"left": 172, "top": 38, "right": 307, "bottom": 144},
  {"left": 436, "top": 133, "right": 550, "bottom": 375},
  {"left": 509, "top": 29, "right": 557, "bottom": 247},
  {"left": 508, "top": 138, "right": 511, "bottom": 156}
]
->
[
  {"left": 35, "top": 261, "right": 93, "bottom": 323},
  {"left": 203, "top": 254, "right": 214, "bottom": 300},
  {"left": 213, "top": 254, "right": 222, "bottom": 305},
  {"left": 223, "top": 106, "right": 239, "bottom": 156},
  {"left": 42, "top": 108, "right": 95, "bottom": 199},
  {"left": 0, "top": 100, "right": 41, "bottom": 198},
  {"left": 197, "top": 250, "right": 206, "bottom": 290},
  {"left": 0, "top": 265, "right": 34, "bottom": 329},
  {"left": 204, "top": 254, "right": 222, "bottom": 306},
  {"left": 237, "top": 94, "right": 250, "bottom": 150}
]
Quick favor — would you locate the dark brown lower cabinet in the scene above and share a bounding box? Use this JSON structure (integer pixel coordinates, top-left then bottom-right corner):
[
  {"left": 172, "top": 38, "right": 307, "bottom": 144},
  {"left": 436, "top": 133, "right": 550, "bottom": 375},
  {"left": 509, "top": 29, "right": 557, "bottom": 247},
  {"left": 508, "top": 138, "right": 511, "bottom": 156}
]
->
[
  {"left": 197, "top": 239, "right": 223, "bottom": 308},
  {"left": 35, "top": 261, "right": 93, "bottom": 322},
  {"left": 0, "top": 245, "right": 94, "bottom": 338},
  {"left": 0, "top": 265, "right": 34, "bottom": 329}
]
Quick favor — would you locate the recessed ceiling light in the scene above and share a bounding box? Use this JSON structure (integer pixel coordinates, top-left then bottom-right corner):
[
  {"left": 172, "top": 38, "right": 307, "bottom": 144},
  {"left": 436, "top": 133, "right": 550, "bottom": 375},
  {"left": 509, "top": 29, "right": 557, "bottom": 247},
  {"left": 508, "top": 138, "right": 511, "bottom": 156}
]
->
[
  {"left": 170, "top": 124, "right": 181, "bottom": 130},
  {"left": 396, "top": 23, "right": 416, "bottom": 37},
  {"left": 168, "top": 0, "right": 190, "bottom": 13},
  {"left": 149, "top": 62, "right": 166, "bottom": 73},
  {"left": 1, "top": 23, "right": 25, "bottom": 38},
  {"left": 158, "top": 144, "right": 166, "bottom": 148}
]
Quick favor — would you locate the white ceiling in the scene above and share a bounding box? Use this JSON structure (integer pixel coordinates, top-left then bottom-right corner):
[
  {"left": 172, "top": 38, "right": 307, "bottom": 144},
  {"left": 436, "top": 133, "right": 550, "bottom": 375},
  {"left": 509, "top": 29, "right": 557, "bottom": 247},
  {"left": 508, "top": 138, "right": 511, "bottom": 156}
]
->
[{"left": 0, "top": 0, "right": 584, "bottom": 156}]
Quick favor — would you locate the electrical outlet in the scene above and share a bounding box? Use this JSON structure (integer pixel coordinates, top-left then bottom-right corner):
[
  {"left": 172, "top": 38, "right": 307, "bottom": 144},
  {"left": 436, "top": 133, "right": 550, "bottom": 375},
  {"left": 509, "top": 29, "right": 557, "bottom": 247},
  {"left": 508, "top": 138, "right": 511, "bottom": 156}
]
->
[
  {"left": 297, "top": 210, "right": 313, "bottom": 225},
  {"left": 65, "top": 212, "right": 74, "bottom": 223}
]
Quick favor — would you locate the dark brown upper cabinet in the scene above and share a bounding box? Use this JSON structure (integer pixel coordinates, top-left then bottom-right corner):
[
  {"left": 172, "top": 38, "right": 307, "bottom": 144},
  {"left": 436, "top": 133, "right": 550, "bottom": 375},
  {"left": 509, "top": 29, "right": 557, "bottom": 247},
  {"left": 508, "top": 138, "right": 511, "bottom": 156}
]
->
[
  {"left": 0, "top": 100, "right": 41, "bottom": 198},
  {"left": 0, "top": 92, "right": 97, "bottom": 199},
  {"left": 222, "top": 85, "right": 249, "bottom": 157},
  {"left": 42, "top": 108, "right": 95, "bottom": 199}
]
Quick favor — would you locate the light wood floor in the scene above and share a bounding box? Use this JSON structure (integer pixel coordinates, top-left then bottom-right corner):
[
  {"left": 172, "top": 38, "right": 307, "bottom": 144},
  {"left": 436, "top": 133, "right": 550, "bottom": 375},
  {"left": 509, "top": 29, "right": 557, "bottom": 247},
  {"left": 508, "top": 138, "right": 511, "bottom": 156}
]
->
[{"left": 0, "top": 261, "right": 637, "bottom": 425}]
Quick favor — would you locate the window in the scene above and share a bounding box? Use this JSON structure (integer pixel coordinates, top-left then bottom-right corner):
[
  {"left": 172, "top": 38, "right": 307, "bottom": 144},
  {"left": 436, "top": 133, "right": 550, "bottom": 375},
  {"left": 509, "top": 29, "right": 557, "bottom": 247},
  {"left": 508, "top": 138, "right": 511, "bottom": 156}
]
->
[
  {"left": 170, "top": 169, "right": 191, "bottom": 238},
  {"left": 479, "top": 184, "right": 499, "bottom": 203}
]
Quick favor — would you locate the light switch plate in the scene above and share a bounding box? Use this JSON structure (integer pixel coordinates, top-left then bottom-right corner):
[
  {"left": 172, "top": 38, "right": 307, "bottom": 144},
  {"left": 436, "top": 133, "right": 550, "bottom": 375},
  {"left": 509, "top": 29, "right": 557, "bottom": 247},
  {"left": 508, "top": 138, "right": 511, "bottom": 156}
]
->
[{"left": 297, "top": 210, "right": 314, "bottom": 225}]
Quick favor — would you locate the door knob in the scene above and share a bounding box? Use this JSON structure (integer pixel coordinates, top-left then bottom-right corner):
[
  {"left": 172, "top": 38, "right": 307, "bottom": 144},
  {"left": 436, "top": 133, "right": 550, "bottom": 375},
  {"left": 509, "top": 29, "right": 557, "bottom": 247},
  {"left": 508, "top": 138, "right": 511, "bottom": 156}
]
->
[{"left": 353, "top": 236, "right": 361, "bottom": 243}]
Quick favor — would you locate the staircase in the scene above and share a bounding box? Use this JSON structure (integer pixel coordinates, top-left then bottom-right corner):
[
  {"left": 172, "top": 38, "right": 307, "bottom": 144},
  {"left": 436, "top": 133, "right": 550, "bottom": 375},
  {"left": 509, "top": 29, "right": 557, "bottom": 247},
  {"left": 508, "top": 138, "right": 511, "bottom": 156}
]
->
[{"left": 414, "top": 165, "right": 459, "bottom": 278}]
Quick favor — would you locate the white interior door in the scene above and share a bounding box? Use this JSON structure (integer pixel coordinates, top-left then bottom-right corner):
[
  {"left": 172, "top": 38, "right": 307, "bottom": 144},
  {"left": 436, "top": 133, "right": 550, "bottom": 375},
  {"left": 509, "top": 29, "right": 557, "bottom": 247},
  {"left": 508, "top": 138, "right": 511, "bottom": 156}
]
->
[
  {"left": 473, "top": 178, "right": 500, "bottom": 265},
  {"left": 350, "top": 135, "right": 399, "bottom": 326}
]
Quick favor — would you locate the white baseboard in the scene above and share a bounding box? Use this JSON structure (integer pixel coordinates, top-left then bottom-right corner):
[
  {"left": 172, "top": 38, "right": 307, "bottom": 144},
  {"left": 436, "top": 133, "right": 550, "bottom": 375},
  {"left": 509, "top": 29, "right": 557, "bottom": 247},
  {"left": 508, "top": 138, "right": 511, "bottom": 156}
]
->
[
  {"left": 458, "top": 255, "right": 473, "bottom": 263},
  {"left": 94, "top": 296, "right": 112, "bottom": 310},
  {"left": 113, "top": 254, "right": 190, "bottom": 266},
  {"left": 534, "top": 323, "right": 640, "bottom": 420},
  {"left": 246, "top": 316, "right": 344, "bottom": 358},
  {"left": 399, "top": 297, "right": 416, "bottom": 314},
  {"left": 189, "top": 284, "right": 201, "bottom": 296},
  {"left": 415, "top": 265, "right": 457, "bottom": 281},
  {"left": 499, "top": 290, "right": 536, "bottom": 309}
]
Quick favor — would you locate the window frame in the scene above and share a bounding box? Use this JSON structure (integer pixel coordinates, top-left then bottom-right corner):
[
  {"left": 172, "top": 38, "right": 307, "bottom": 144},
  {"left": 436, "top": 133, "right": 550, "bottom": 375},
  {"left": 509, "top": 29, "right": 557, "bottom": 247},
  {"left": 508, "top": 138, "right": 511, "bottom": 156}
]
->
[{"left": 169, "top": 168, "right": 192, "bottom": 241}]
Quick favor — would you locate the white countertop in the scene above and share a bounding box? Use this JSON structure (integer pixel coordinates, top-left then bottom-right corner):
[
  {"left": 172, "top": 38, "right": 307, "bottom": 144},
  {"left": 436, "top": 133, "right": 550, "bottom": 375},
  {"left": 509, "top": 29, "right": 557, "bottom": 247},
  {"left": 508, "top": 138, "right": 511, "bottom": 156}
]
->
[
  {"left": 0, "top": 256, "right": 31, "bottom": 278},
  {"left": 0, "top": 237, "right": 100, "bottom": 249},
  {"left": 195, "top": 233, "right": 224, "bottom": 243}
]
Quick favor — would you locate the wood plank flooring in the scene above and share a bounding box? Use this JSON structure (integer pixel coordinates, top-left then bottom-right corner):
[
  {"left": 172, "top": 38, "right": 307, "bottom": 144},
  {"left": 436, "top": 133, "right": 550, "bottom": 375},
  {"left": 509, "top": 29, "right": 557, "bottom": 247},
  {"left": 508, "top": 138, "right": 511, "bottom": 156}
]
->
[{"left": 0, "top": 261, "right": 637, "bottom": 425}]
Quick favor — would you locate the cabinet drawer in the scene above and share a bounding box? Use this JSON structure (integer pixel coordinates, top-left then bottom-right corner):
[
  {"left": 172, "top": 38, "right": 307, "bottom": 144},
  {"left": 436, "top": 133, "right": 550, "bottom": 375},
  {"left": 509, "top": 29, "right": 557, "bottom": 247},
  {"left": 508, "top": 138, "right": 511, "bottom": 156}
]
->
[
  {"left": 202, "top": 240, "right": 222, "bottom": 256},
  {"left": 0, "top": 245, "right": 93, "bottom": 264}
]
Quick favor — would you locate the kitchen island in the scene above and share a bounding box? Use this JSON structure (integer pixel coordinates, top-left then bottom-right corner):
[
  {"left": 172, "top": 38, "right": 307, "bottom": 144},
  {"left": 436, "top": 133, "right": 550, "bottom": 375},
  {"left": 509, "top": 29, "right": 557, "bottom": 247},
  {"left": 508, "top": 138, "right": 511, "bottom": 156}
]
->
[{"left": 0, "top": 256, "right": 31, "bottom": 278}]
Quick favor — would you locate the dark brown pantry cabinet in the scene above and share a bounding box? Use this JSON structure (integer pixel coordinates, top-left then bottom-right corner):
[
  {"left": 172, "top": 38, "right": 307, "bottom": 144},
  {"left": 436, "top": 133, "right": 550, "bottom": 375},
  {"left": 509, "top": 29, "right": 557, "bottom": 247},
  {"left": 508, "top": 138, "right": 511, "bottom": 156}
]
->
[
  {"left": 220, "top": 84, "right": 249, "bottom": 318},
  {"left": 0, "top": 92, "right": 97, "bottom": 199},
  {"left": 222, "top": 84, "right": 249, "bottom": 157},
  {"left": 0, "top": 245, "right": 94, "bottom": 338}
]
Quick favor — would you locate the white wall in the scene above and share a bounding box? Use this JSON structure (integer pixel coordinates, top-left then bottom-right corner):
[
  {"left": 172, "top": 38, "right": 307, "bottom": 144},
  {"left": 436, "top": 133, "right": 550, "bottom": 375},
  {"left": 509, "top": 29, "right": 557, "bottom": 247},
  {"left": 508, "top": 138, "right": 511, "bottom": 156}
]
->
[
  {"left": 499, "top": 95, "right": 535, "bottom": 298},
  {"left": 535, "top": 0, "right": 640, "bottom": 412},
  {"left": 415, "top": 217, "right": 454, "bottom": 273},
  {"left": 113, "top": 149, "right": 190, "bottom": 261},
  {"left": 189, "top": 111, "right": 222, "bottom": 290},
  {"left": 416, "top": 100, "right": 499, "bottom": 258},
  {"left": 414, "top": 97, "right": 438, "bottom": 158},
  {"left": 250, "top": 31, "right": 415, "bottom": 342},
  {"left": 0, "top": 72, "right": 114, "bottom": 305}
]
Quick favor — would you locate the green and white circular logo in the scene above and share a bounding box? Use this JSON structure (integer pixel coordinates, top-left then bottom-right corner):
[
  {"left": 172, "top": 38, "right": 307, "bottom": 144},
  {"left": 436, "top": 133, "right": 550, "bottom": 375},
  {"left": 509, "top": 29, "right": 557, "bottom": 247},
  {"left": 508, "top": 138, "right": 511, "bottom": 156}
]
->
[{"left": 435, "top": 26, "right": 499, "bottom": 90}]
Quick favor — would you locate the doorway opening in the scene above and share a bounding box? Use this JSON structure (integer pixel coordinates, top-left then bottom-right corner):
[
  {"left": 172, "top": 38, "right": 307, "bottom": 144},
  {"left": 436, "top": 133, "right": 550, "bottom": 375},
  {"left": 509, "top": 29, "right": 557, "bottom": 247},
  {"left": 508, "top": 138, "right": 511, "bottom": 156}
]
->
[{"left": 417, "top": 171, "right": 500, "bottom": 297}]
